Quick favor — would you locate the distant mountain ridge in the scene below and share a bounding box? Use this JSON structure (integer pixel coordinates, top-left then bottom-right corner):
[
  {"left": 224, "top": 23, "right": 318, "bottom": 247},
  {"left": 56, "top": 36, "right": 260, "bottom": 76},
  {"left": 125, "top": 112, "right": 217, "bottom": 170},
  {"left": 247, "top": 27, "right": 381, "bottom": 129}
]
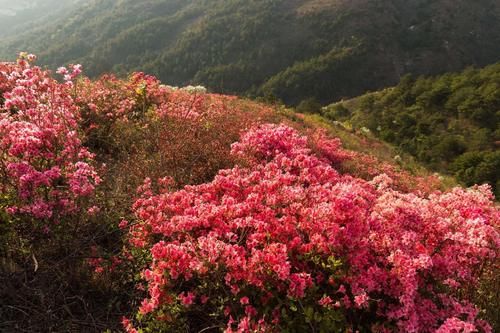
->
[{"left": 1, "top": 0, "right": 499, "bottom": 105}]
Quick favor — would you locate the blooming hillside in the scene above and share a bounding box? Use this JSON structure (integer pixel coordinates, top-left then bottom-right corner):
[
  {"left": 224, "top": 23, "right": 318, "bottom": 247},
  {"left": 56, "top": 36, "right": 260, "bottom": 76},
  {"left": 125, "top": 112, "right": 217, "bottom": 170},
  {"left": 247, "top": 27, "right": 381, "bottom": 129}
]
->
[{"left": 0, "top": 55, "right": 498, "bottom": 332}]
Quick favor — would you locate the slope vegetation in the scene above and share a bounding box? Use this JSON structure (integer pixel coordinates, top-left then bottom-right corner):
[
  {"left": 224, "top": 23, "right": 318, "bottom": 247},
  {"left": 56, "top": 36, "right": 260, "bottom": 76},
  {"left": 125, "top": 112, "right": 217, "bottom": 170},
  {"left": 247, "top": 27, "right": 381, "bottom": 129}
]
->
[
  {"left": 1, "top": 54, "right": 498, "bottom": 332},
  {"left": 322, "top": 62, "right": 500, "bottom": 196}
]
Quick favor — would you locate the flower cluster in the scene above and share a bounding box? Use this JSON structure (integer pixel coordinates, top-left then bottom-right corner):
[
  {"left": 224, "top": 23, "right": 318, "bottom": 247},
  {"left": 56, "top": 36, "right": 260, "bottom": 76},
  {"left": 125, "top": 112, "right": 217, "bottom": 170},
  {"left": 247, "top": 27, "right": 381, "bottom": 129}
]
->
[
  {"left": 76, "top": 72, "right": 166, "bottom": 125},
  {"left": 127, "top": 124, "right": 499, "bottom": 332},
  {"left": 74, "top": 71, "right": 274, "bottom": 182},
  {"left": 0, "top": 53, "right": 100, "bottom": 221}
]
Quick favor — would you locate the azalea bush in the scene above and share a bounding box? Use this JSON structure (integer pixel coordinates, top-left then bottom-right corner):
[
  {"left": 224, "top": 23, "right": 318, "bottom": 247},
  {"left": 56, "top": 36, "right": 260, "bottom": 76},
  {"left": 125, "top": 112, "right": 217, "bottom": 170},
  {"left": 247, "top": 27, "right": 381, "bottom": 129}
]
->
[
  {"left": 125, "top": 124, "right": 499, "bottom": 332},
  {"left": 0, "top": 53, "right": 100, "bottom": 223}
]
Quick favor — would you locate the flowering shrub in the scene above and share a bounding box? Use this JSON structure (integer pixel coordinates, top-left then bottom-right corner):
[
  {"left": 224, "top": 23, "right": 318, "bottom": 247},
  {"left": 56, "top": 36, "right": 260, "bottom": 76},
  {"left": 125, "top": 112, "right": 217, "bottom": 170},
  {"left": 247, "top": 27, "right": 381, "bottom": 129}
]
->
[
  {"left": 341, "top": 150, "right": 442, "bottom": 195},
  {"left": 0, "top": 54, "right": 107, "bottom": 332},
  {"left": 76, "top": 72, "right": 166, "bottom": 122},
  {"left": 0, "top": 53, "right": 100, "bottom": 221},
  {"left": 307, "top": 129, "right": 441, "bottom": 195},
  {"left": 153, "top": 91, "right": 277, "bottom": 185},
  {"left": 75, "top": 69, "right": 277, "bottom": 187},
  {"left": 126, "top": 124, "right": 499, "bottom": 332}
]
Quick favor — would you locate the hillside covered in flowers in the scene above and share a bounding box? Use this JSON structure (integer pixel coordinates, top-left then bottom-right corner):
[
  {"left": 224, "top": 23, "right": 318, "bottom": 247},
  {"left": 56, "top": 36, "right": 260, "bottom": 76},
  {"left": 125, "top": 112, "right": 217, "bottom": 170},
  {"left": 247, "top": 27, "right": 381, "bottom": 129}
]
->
[{"left": 0, "top": 54, "right": 498, "bottom": 332}]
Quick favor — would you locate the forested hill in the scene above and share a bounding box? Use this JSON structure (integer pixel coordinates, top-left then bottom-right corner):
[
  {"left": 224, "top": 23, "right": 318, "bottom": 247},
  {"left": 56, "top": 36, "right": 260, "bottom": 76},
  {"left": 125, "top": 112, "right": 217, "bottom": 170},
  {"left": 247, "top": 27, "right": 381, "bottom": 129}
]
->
[
  {"left": 322, "top": 62, "right": 500, "bottom": 196},
  {"left": 1, "top": 0, "right": 499, "bottom": 105}
]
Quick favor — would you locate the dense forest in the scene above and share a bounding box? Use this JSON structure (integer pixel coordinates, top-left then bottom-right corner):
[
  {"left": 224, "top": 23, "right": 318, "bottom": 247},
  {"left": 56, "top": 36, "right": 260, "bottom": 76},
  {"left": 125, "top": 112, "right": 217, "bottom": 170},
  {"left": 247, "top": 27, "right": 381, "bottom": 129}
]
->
[
  {"left": 322, "top": 63, "right": 500, "bottom": 196},
  {"left": 1, "top": 0, "right": 499, "bottom": 105}
]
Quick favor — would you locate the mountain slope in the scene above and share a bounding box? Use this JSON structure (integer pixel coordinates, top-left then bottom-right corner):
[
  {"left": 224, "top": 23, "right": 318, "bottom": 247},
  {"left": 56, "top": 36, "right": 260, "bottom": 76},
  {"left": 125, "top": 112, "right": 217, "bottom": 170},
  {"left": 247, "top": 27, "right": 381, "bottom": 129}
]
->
[{"left": 1, "top": 0, "right": 499, "bottom": 105}]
